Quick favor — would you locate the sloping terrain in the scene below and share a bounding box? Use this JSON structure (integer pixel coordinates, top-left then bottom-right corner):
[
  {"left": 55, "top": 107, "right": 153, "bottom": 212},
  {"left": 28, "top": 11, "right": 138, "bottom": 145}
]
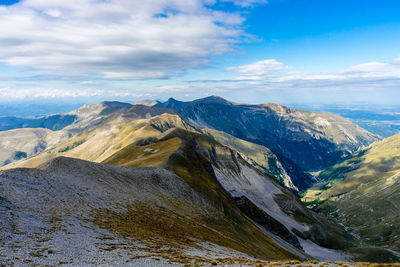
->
[
  {"left": 0, "top": 116, "right": 30, "bottom": 131},
  {"left": 133, "top": 99, "right": 161, "bottom": 106},
  {"left": 203, "top": 128, "right": 299, "bottom": 191},
  {"left": 303, "top": 134, "right": 400, "bottom": 261},
  {"left": 0, "top": 114, "right": 77, "bottom": 132},
  {"left": 155, "top": 96, "right": 379, "bottom": 177},
  {"left": 0, "top": 102, "right": 175, "bottom": 168},
  {"left": 3, "top": 113, "right": 194, "bottom": 169},
  {"left": 0, "top": 128, "right": 68, "bottom": 166},
  {"left": 1, "top": 108, "right": 353, "bottom": 263},
  {"left": 0, "top": 157, "right": 297, "bottom": 266}
]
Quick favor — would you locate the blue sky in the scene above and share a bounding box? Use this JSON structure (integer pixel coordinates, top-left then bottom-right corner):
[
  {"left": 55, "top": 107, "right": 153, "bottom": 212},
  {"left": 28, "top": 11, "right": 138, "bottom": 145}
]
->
[{"left": 0, "top": 0, "right": 400, "bottom": 104}]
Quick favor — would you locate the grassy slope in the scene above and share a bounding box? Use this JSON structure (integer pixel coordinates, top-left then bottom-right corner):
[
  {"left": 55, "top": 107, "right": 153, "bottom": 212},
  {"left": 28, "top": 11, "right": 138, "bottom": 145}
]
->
[
  {"left": 304, "top": 134, "right": 400, "bottom": 202},
  {"left": 102, "top": 137, "right": 182, "bottom": 167},
  {"left": 100, "top": 127, "right": 308, "bottom": 260},
  {"left": 2, "top": 113, "right": 195, "bottom": 170},
  {"left": 303, "top": 134, "right": 400, "bottom": 256}
]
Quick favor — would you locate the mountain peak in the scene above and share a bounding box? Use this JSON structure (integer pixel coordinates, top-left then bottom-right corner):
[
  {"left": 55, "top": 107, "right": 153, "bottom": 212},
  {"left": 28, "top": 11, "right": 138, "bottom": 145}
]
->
[
  {"left": 193, "top": 95, "right": 232, "bottom": 105},
  {"left": 132, "top": 99, "right": 161, "bottom": 107},
  {"left": 166, "top": 97, "right": 180, "bottom": 103},
  {"left": 154, "top": 97, "right": 187, "bottom": 109}
]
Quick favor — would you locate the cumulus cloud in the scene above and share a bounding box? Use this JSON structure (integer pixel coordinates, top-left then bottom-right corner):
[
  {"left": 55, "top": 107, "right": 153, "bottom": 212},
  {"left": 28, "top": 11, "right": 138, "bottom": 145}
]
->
[{"left": 0, "top": 0, "right": 253, "bottom": 79}]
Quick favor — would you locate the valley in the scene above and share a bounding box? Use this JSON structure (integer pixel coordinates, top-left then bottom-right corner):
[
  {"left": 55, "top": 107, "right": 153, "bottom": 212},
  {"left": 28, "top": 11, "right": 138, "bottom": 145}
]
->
[{"left": 303, "top": 134, "right": 400, "bottom": 261}]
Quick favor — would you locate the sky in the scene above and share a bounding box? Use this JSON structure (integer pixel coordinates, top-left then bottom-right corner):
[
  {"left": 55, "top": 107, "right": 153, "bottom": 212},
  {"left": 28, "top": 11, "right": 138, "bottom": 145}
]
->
[{"left": 0, "top": 0, "right": 400, "bottom": 105}]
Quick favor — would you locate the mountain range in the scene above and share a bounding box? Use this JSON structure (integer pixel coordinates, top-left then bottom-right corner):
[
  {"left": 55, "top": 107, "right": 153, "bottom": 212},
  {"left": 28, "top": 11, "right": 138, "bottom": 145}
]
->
[
  {"left": 0, "top": 96, "right": 378, "bottom": 191},
  {"left": 1, "top": 96, "right": 397, "bottom": 265}
]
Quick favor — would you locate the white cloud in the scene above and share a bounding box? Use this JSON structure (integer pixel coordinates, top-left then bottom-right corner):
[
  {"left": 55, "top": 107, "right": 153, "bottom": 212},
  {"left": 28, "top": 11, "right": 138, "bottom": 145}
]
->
[
  {"left": 227, "top": 58, "right": 400, "bottom": 87},
  {"left": 221, "top": 0, "right": 268, "bottom": 7},
  {"left": 393, "top": 57, "right": 400, "bottom": 64},
  {"left": 227, "top": 59, "right": 290, "bottom": 80},
  {"left": 0, "top": 0, "right": 253, "bottom": 79},
  {"left": 0, "top": 87, "right": 142, "bottom": 99}
]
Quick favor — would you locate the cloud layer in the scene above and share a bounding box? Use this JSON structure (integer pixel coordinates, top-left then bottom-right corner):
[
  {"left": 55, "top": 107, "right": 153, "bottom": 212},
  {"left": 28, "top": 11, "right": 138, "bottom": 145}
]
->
[
  {"left": 228, "top": 57, "right": 400, "bottom": 88},
  {"left": 0, "top": 0, "right": 255, "bottom": 79}
]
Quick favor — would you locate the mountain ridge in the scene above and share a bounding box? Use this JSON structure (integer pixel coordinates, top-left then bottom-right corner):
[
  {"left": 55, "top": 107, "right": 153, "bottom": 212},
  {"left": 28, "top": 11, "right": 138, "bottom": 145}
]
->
[{"left": 0, "top": 96, "right": 379, "bottom": 192}]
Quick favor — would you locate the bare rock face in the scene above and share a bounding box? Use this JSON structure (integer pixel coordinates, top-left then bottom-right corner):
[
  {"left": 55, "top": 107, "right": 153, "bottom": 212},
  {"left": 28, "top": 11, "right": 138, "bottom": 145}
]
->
[{"left": 233, "top": 196, "right": 302, "bottom": 250}]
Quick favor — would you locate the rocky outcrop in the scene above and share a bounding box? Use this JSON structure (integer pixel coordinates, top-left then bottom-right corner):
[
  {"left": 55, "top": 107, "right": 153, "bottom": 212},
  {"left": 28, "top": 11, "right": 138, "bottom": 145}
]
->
[{"left": 233, "top": 196, "right": 302, "bottom": 250}]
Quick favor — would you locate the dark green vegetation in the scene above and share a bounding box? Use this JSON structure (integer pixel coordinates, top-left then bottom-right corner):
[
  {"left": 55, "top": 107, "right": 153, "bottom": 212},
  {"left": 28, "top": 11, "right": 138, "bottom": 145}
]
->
[
  {"left": 58, "top": 140, "right": 86, "bottom": 153},
  {"left": 13, "top": 151, "right": 27, "bottom": 160},
  {"left": 348, "top": 247, "right": 400, "bottom": 263}
]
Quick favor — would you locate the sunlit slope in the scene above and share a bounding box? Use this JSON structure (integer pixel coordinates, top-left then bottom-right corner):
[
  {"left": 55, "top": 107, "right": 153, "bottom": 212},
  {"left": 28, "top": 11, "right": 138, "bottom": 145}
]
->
[
  {"left": 3, "top": 113, "right": 195, "bottom": 169},
  {"left": 102, "top": 137, "right": 182, "bottom": 167},
  {"left": 1, "top": 98, "right": 379, "bottom": 193},
  {"left": 0, "top": 101, "right": 139, "bottom": 167},
  {"left": 305, "top": 134, "right": 400, "bottom": 202},
  {"left": 0, "top": 128, "right": 68, "bottom": 166},
  {"left": 304, "top": 134, "right": 400, "bottom": 253},
  {"left": 0, "top": 157, "right": 297, "bottom": 265}
]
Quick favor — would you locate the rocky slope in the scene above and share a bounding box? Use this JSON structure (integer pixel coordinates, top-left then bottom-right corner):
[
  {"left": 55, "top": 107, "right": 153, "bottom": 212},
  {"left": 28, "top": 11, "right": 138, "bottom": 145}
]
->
[
  {"left": 303, "top": 134, "right": 400, "bottom": 262},
  {"left": 0, "top": 157, "right": 296, "bottom": 266},
  {"left": 202, "top": 128, "right": 298, "bottom": 191}
]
